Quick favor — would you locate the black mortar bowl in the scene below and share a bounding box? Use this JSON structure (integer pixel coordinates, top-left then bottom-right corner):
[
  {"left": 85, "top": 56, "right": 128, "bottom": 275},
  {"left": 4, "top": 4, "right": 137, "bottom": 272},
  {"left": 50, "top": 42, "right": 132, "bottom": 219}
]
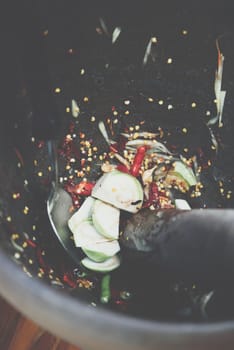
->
[{"left": 1, "top": 1, "right": 234, "bottom": 349}]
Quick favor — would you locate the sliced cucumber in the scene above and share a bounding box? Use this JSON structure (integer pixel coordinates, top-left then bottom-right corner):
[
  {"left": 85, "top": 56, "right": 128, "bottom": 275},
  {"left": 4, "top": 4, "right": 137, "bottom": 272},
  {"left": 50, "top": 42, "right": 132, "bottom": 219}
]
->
[
  {"left": 73, "top": 219, "right": 120, "bottom": 262},
  {"left": 92, "top": 200, "right": 120, "bottom": 239},
  {"left": 172, "top": 161, "right": 197, "bottom": 187},
  {"left": 91, "top": 170, "right": 143, "bottom": 213},
  {"left": 161, "top": 161, "right": 197, "bottom": 192},
  {"left": 83, "top": 240, "right": 120, "bottom": 262},
  {"left": 68, "top": 196, "right": 95, "bottom": 234},
  {"left": 73, "top": 219, "right": 109, "bottom": 247},
  {"left": 81, "top": 255, "right": 121, "bottom": 272},
  {"left": 175, "top": 199, "right": 191, "bottom": 210}
]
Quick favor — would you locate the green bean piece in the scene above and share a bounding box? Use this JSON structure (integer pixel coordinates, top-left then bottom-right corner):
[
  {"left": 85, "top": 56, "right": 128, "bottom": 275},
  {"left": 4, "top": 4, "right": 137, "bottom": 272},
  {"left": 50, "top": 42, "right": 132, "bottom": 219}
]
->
[{"left": 100, "top": 274, "right": 111, "bottom": 304}]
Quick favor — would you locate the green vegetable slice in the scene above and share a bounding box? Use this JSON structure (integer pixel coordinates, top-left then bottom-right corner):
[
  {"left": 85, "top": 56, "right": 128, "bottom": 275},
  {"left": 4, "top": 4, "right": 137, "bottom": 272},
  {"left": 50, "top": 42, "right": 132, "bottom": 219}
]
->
[
  {"left": 81, "top": 255, "right": 121, "bottom": 272},
  {"left": 171, "top": 161, "right": 197, "bottom": 187},
  {"left": 91, "top": 170, "right": 143, "bottom": 213},
  {"left": 92, "top": 200, "right": 120, "bottom": 239},
  {"left": 155, "top": 161, "right": 197, "bottom": 192},
  {"left": 72, "top": 219, "right": 120, "bottom": 262},
  {"left": 83, "top": 240, "right": 120, "bottom": 263},
  {"left": 72, "top": 220, "right": 109, "bottom": 247},
  {"left": 68, "top": 196, "right": 95, "bottom": 234}
]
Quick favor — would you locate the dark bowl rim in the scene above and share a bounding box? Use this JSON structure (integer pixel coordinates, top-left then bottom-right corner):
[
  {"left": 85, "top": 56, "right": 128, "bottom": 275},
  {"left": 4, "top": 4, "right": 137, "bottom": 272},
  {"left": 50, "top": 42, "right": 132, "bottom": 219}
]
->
[{"left": 1, "top": 245, "right": 234, "bottom": 346}]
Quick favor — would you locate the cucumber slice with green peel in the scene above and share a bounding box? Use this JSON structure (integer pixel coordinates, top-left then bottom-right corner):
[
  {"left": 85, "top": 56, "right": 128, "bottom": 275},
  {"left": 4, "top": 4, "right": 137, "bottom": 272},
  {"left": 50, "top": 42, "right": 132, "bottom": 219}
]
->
[
  {"left": 171, "top": 161, "right": 197, "bottom": 187},
  {"left": 91, "top": 170, "right": 143, "bottom": 213},
  {"left": 68, "top": 197, "right": 95, "bottom": 234},
  {"left": 73, "top": 220, "right": 110, "bottom": 247},
  {"left": 83, "top": 240, "right": 120, "bottom": 262},
  {"left": 159, "top": 161, "right": 197, "bottom": 192},
  {"left": 92, "top": 200, "right": 120, "bottom": 239},
  {"left": 81, "top": 255, "right": 121, "bottom": 272}
]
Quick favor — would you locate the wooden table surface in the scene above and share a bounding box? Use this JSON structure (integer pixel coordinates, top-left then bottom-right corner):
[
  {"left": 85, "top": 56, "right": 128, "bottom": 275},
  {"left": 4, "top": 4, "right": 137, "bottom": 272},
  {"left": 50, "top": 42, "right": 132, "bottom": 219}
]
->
[{"left": 0, "top": 295, "right": 81, "bottom": 350}]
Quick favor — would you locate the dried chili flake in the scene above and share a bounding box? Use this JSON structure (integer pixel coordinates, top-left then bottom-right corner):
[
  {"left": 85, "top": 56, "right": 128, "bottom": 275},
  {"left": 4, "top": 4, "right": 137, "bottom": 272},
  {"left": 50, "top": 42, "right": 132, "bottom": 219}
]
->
[
  {"left": 36, "top": 248, "right": 50, "bottom": 274},
  {"left": 63, "top": 272, "right": 77, "bottom": 288},
  {"left": 114, "top": 298, "right": 128, "bottom": 311},
  {"left": 109, "top": 135, "right": 127, "bottom": 154},
  {"left": 70, "top": 141, "right": 81, "bottom": 160},
  {"left": 143, "top": 182, "right": 160, "bottom": 208},
  {"left": 26, "top": 239, "right": 37, "bottom": 248},
  {"left": 58, "top": 135, "right": 81, "bottom": 163},
  {"left": 37, "top": 141, "right": 45, "bottom": 149},
  {"left": 71, "top": 181, "right": 94, "bottom": 196},
  {"left": 109, "top": 143, "right": 118, "bottom": 153},
  {"left": 64, "top": 180, "right": 95, "bottom": 208},
  {"left": 69, "top": 122, "right": 76, "bottom": 134},
  {"left": 14, "top": 148, "right": 25, "bottom": 166}
]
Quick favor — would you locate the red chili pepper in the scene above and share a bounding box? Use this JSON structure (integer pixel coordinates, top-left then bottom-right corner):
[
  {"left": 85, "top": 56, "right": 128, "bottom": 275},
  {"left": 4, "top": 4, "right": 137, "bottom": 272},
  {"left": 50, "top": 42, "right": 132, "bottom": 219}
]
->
[
  {"left": 130, "top": 146, "right": 148, "bottom": 177},
  {"left": 68, "top": 181, "right": 95, "bottom": 196},
  {"left": 116, "top": 164, "right": 130, "bottom": 174},
  {"left": 143, "top": 182, "right": 160, "bottom": 208}
]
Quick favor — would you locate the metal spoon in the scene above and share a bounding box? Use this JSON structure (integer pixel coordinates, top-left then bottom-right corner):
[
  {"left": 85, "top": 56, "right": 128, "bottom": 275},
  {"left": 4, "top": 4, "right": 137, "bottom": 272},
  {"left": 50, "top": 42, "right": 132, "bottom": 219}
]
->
[{"left": 46, "top": 140, "right": 81, "bottom": 264}]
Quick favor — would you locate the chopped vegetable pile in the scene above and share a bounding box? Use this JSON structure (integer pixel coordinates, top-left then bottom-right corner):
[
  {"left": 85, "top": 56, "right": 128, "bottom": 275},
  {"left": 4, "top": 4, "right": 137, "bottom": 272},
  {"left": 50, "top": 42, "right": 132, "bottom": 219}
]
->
[{"left": 68, "top": 128, "right": 197, "bottom": 272}]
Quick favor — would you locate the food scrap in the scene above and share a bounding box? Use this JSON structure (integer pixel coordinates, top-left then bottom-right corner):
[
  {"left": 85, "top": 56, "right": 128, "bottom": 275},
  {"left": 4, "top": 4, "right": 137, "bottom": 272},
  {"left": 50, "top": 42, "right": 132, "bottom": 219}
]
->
[{"left": 67, "top": 123, "right": 198, "bottom": 273}]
